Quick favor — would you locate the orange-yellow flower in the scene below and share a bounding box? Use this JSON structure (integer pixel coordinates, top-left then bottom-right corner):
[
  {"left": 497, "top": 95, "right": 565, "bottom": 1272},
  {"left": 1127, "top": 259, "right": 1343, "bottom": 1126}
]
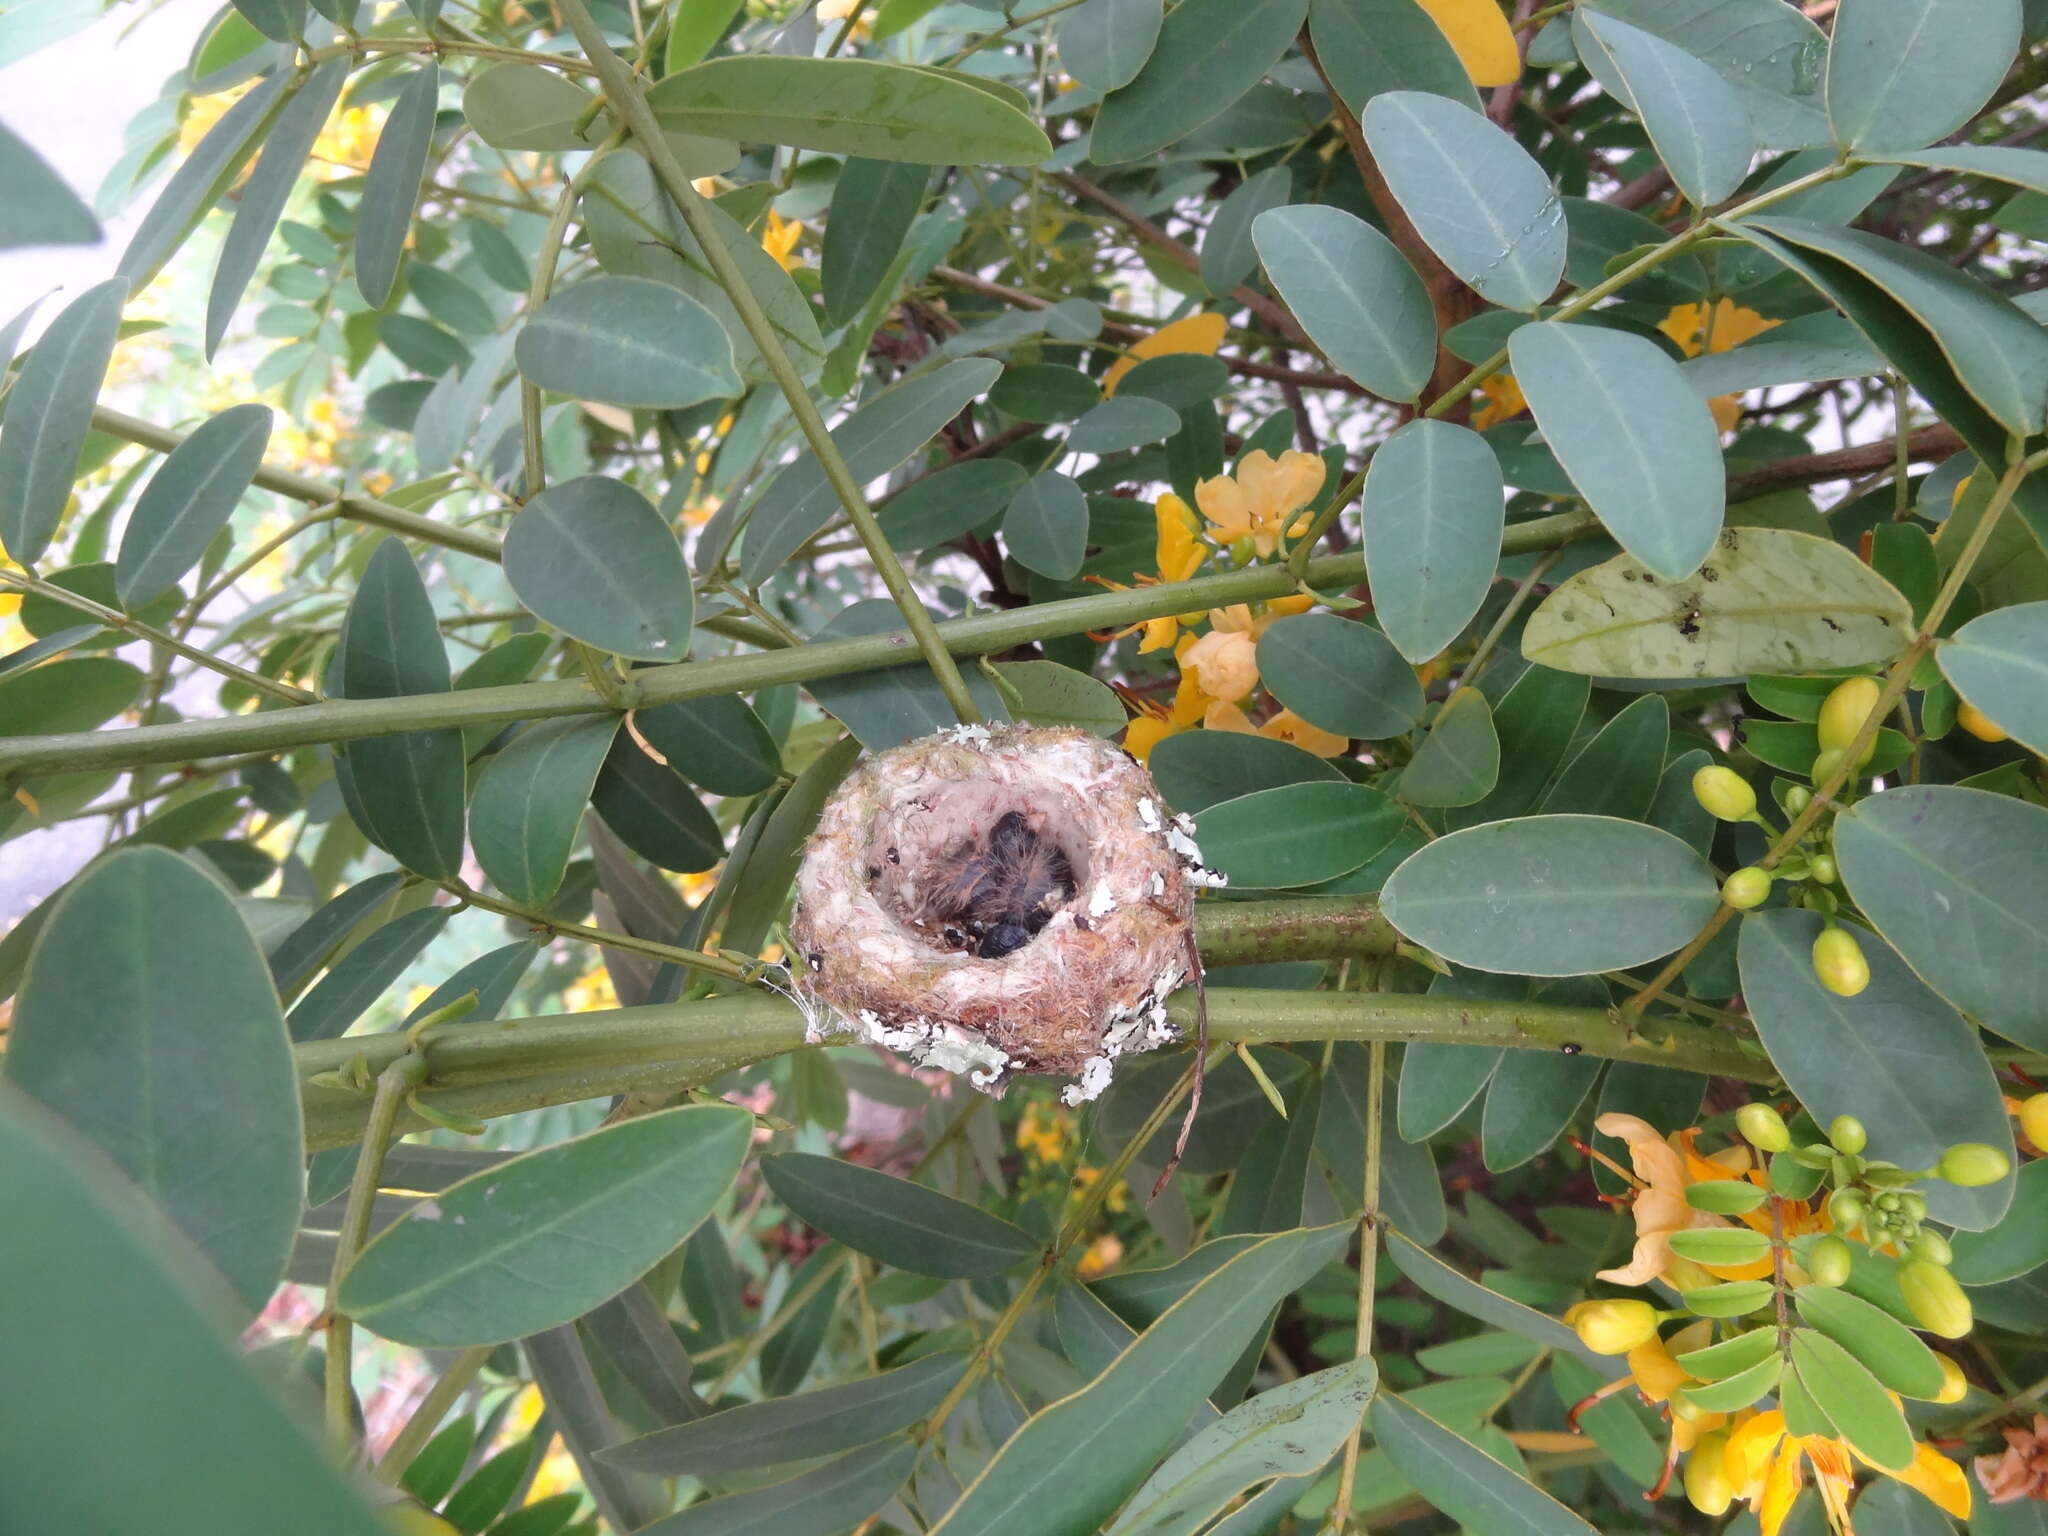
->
[
  {"left": 1194, "top": 450, "right": 1325, "bottom": 558},
  {"left": 1103, "top": 311, "right": 1227, "bottom": 395},
  {"left": 1659, "top": 300, "right": 1780, "bottom": 432},
  {"left": 761, "top": 211, "right": 804, "bottom": 272},
  {"left": 1182, "top": 628, "right": 1259, "bottom": 703},
  {"left": 1472, "top": 372, "right": 1526, "bottom": 428},
  {"left": 1723, "top": 1410, "right": 1970, "bottom": 1536}
]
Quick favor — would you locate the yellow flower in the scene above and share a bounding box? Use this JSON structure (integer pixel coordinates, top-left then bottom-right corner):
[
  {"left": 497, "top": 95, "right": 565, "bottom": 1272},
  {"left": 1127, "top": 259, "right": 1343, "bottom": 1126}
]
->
[
  {"left": 1564, "top": 1298, "right": 1661, "bottom": 1355},
  {"left": 1660, "top": 300, "right": 1780, "bottom": 433},
  {"left": 1195, "top": 451, "right": 1325, "bottom": 558},
  {"left": 1723, "top": 1411, "right": 1970, "bottom": 1536},
  {"left": 1257, "top": 709, "right": 1349, "bottom": 757},
  {"left": 761, "top": 211, "right": 804, "bottom": 272},
  {"left": 1122, "top": 714, "right": 1175, "bottom": 762},
  {"left": 1070, "top": 1165, "right": 1129, "bottom": 1214},
  {"left": 1103, "top": 312, "right": 1227, "bottom": 396},
  {"left": 1016, "top": 1100, "right": 1073, "bottom": 1164},
  {"left": 1154, "top": 493, "right": 1205, "bottom": 583},
  {"left": 1182, "top": 628, "right": 1259, "bottom": 703},
  {"left": 1568, "top": 1319, "right": 1724, "bottom": 1498},
  {"left": 1076, "top": 1231, "right": 1124, "bottom": 1279},
  {"left": 1472, "top": 372, "right": 1526, "bottom": 429}
]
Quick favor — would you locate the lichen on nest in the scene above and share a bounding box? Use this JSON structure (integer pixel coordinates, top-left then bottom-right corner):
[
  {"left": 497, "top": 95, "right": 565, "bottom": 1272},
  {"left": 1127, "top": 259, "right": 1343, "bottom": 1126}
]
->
[{"left": 790, "top": 723, "right": 1222, "bottom": 1105}]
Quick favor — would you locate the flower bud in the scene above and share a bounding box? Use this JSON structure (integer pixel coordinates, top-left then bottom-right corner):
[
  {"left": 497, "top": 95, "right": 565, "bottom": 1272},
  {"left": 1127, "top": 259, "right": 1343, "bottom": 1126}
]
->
[
  {"left": 1693, "top": 765, "right": 1757, "bottom": 821},
  {"left": 2022, "top": 1092, "right": 2048, "bottom": 1151},
  {"left": 1722, "top": 867, "right": 1772, "bottom": 910},
  {"left": 1932, "top": 1355, "right": 1968, "bottom": 1405},
  {"left": 1784, "top": 785, "right": 1813, "bottom": 816},
  {"left": 1912, "top": 1229, "right": 1953, "bottom": 1266},
  {"left": 1736, "top": 1103, "right": 1791, "bottom": 1153},
  {"left": 1805, "top": 1234, "right": 1852, "bottom": 1287},
  {"left": 1817, "top": 677, "right": 1883, "bottom": 766},
  {"left": 1684, "top": 1432, "right": 1736, "bottom": 1517},
  {"left": 1937, "top": 1143, "right": 2012, "bottom": 1187},
  {"left": 1229, "top": 535, "right": 1258, "bottom": 566},
  {"left": 1811, "top": 747, "right": 1846, "bottom": 785},
  {"left": 1899, "top": 1258, "right": 1973, "bottom": 1338},
  {"left": 1812, "top": 926, "right": 1870, "bottom": 997},
  {"left": 1565, "top": 1298, "right": 1661, "bottom": 1355},
  {"left": 1828, "top": 1188, "right": 1865, "bottom": 1230},
  {"left": 1810, "top": 853, "right": 1837, "bottom": 884},
  {"left": 1829, "top": 1115, "right": 1868, "bottom": 1155},
  {"left": 1956, "top": 700, "right": 2009, "bottom": 743}
]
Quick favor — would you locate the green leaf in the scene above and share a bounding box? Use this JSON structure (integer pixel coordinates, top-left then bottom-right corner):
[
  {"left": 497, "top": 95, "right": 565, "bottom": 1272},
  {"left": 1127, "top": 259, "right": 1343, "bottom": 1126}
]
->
[
  {"left": 400, "top": 1414, "right": 475, "bottom": 1507},
  {"left": 1481, "top": 1041, "right": 1602, "bottom": 1172},
  {"left": 0, "top": 276, "right": 126, "bottom": 563},
  {"left": 1193, "top": 781, "right": 1403, "bottom": 889},
  {"left": 1667, "top": 1226, "right": 1774, "bottom": 1266},
  {"left": 1318, "top": 1041, "right": 1447, "bottom": 1242},
  {"left": 0, "top": 120, "right": 98, "bottom": 249},
  {"left": 340, "top": 1105, "right": 751, "bottom": 1348},
  {"left": 504, "top": 475, "right": 695, "bottom": 662},
  {"left": 1824, "top": 0, "right": 2019, "bottom": 154},
  {"left": 1950, "top": 1157, "right": 2048, "bottom": 1285},
  {"left": 1581, "top": 0, "right": 1829, "bottom": 151},
  {"left": 742, "top": 358, "right": 1000, "bottom": 584},
  {"left": 1743, "top": 216, "right": 2048, "bottom": 436},
  {"left": 1307, "top": 0, "right": 1477, "bottom": 119},
  {"left": 0, "top": 1085, "right": 394, "bottom": 1536},
  {"left": 443, "top": 1437, "right": 541, "bottom": 1533},
  {"left": 988, "top": 364, "right": 1100, "bottom": 424},
  {"left": 1522, "top": 528, "right": 1914, "bottom": 678},
  {"left": 603, "top": 1353, "right": 967, "bottom": 1475},
  {"left": 1794, "top": 1286, "right": 1946, "bottom": 1398},
  {"left": 1401, "top": 690, "right": 1500, "bottom": 808},
  {"left": 1201, "top": 166, "right": 1291, "bottom": 296},
  {"left": 516, "top": 276, "right": 739, "bottom": 410},
  {"left": 1790, "top": 1328, "right": 1915, "bottom": 1471},
  {"left": 803, "top": 599, "right": 1009, "bottom": 749},
  {"left": 1361, "top": 420, "right": 1505, "bottom": 664},
  {"left": 1539, "top": 693, "right": 1667, "bottom": 819},
  {"left": 665, "top": 0, "right": 745, "bottom": 69},
  {"left": 1383, "top": 1230, "right": 1596, "bottom": 1360},
  {"left": 1370, "top": 1391, "right": 1600, "bottom": 1536},
  {"left": 1678, "top": 1352, "right": 1786, "bottom": 1414},
  {"left": 205, "top": 58, "right": 346, "bottom": 359},
  {"left": 648, "top": 56, "right": 1050, "bottom": 164},
  {"left": 1088, "top": 0, "right": 1307, "bottom": 163},
  {"left": 1146, "top": 730, "right": 1342, "bottom": 813},
  {"left": 333, "top": 539, "right": 466, "bottom": 878},
  {"left": 822, "top": 159, "right": 926, "bottom": 326},
  {"left": 1509, "top": 321, "right": 1724, "bottom": 581},
  {"left": 1069, "top": 396, "right": 1181, "bottom": 455},
  {"left": 1058, "top": 0, "right": 1161, "bottom": 93},
  {"left": 994, "top": 659, "right": 1127, "bottom": 736},
  {"left": 1683, "top": 1280, "right": 1778, "bottom": 1317},
  {"left": 1736, "top": 905, "right": 2016, "bottom": 1231},
  {"left": 355, "top": 63, "right": 438, "bottom": 307},
  {"left": 1107, "top": 1357, "right": 1378, "bottom": 1536},
  {"left": 1383, "top": 814, "right": 1719, "bottom": 975},
  {"left": 115, "top": 403, "right": 270, "bottom": 609},
  {"left": 118, "top": 71, "right": 289, "bottom": 290},
  {"left": 1445, "top": 665, "right": 1588, "bottom": 830},
  {"left": 0, "top": 654, "right": 142, "bottom": 736},
  {"left": 760, "top": 1153, "right": 1038, "bottom": 1279},
  {"left": 1252, "top": 205, "right": 1434, "bottom": 402},
  {"left": 1868, "top": 144, "right": 2048, "bottom": 197},
  {"left": 635, "top": 692, "right": 781, "bottom": 797},
  {"left": 1685, "top": 1179, "right": 1769, "bottom": 1216},
  {"left": 1940, "top": 602, "right": 2048, "bottom": 753},
  {"left": 7, "top": 846, "right": 300, "bottom": 1313},
  {"left": 930, "top": 1224, "right": 1351, "bottom": 1536},
  {"left": 472, "top": 717, "right": 620, "bottom": 905},
  {"left": 637, "top": 1438, "right": 916, "bottom": 1536},
  {"left": 1833, "top": 787, "right": 2048, "bottom": 1059},
  {"left": 286, "top": 906, "right": 449, "bottom": 1043},
  {"left": 590, "top": 734, "right": 726, "bottom": 873},
  {"left": 1676, "top": 1326, "right": 1781, "bottom": 1379},
  {"left": 1003, "top": 470, "right": 1090, "bottom": 580},
  {"left": 1362, "top": 91, "right": 1566, "bottom": 312},
  {"left": 461, "top": 62, "right": 609, "bottom": 151},
  {"left": 1576, "top": 12, "right": 1753, "bottom": 206},
  {"left": 879, "top": 459, "right": 1026, "bottom": 549},
  {"left": 1256, "top": 612, "right": 1424, "bottom": 739},
  {"left": 267, "top": 871, "right": 405, "bottom": 998}
]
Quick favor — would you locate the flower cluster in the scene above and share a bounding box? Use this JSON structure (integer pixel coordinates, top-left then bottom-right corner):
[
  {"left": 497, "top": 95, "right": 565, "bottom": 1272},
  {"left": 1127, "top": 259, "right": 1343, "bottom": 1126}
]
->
[{"left": 1564, "top": 1106, "right": 2007, "bottom": 1536}]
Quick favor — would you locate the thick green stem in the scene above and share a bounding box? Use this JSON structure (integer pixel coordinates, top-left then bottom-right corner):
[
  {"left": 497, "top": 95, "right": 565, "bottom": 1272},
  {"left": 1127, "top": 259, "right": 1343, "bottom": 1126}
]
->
[
  {"left": 0, "top": 519, "right": 1589, "bottom": 778},
  {"left": 554, "top": 0, "right": 984, "bottom": 728},
  {"left": 374, "top": 1346, "right": 494, "bottom": 1484}
]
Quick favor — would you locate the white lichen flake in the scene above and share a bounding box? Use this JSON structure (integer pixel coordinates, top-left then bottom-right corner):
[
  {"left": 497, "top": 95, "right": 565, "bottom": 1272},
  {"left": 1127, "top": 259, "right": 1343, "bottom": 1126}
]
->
[{"left": 789, "top": 725, "right": 1206, "bottom": 1103}]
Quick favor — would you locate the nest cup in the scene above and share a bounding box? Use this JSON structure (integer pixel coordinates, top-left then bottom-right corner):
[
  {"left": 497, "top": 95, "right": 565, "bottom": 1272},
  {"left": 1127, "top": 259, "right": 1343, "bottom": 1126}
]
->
[{"left": 790, "top": 724, "right": 1219, "bottom": 1105}]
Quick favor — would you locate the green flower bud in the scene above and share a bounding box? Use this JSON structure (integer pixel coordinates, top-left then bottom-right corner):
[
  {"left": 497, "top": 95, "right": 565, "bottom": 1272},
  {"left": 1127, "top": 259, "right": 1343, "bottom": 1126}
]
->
[
  {"left": 1812, "top": 926, "right": 1870, "bottom": 997},
  {"left": 1736, "top": 1103, "right": 1791, "bottom": 1153},
  {"left": 1937, "top": 1143, "right": 2013, "bottom": 1188},
  {"left": 1912, "top": 1229, "right": 1953, "bottom": 1266},
  {"left": 1805, "top": 1234, "right": 1853, "bottom": 1287},
  {"left": 1828, "top": 1188, "right": 1865, "bottom": 1230},
  {"left": 1875, "top": 1191, "right": 1901, "bottom": 1213},
  {"left": 1899, "top": 1258, "right": 1973, "bottom": 1338},
  {"left": 1784, "top": 785, "right": 1813, "bottom": 816},
  {"left": 1811, "top": 747, "right": 1846, "bottom": 785},
  {"left": 1693, "top": 765, "right": 1757, "bottom": 822},
  {"left": 1229, "top": 535, "right": 1258, "bottom": 566},
  {"left": 1809, "top": 853, "right": 1838, "bottom": 884},
  {"left": 1722, "top": 867, "right": 1773, "bottom": 910},
  {"left": 1817, "top": 677, "right": 1883, "bottom": 766},
  {"left": 1828, "top": 1115, "right": 1867, "bottom": 1155}
]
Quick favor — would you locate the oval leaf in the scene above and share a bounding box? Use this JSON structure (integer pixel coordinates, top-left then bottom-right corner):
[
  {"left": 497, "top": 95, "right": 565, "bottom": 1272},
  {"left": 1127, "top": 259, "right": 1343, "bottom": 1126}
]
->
[
  {"left": 1257, "top": 612, "right": 1424, "bottom": 739},
  {"left": 635, "top": 692, "right": 782, "bottom": 797},
  {"left": 1793, "top": 1286, "right": 1945, "bottom": 1399},
  {"left": 471, "top": 716, "right": 621, "bottom": 905},
  {"left": 635, "top": 1438, "right": 915, "bottom": 1536},
  {"left": 760, "top": 1152, "right": 1039, "bottom": 1279},
  {"left": 1382, "top": 815, "right": 1720, "bottom": 975},
  {"left": 115, "top": 403, "right": 271, "bottom": 610},
  {"left": 1088, "top": 0, "right": 1309, "bottom": 164},
  {"left": 1253, "top": 205, "right": 1434, "bottom": 401},
  {"left": 1058, "top": 0, "right": 1162, "bottom": 93},
  {"left": 1370, "top": 1391, "right": 1600, "bottom": 1536},
  {"left": 1003, "top": 470, "right": 1090, "bottom": 579},
  {"left": 1523, "top": 528, "right": 1913, "bottom": 678},
  {"left": 339, "top": 1104, "right": 753, "bottom": 1348},
  {"left": 0, "top": 276, "right": 127, "bottom": 564},
  {"left": 1824, "top": 0, "right": 2020, "bottom": 156},
  {"left": 7, "top": 846, "right": 301, "bottom": 1313},
  {"left": 1192, "top": 781, "right": 1404, "bottom": 889},
  {"left": 590, "top": 733, "right": 727, "bottom": 873},
  {"left": 1939, "top": 601, "right": 2048, "bottom": 753},
  {"left": 1401, "top": 690, "right": 1501, "bottom": 808},
  {"left": 1790, "top": 1328, "right": 1915, "bottom": 1472},
  {"left": 516, "top": 276, "right": 740, "bottom": 410},
  {"left": 1362, "top": 419, "right": 1506, "bottom": 662},
  {"left": 1509, "top": 321, "right": 1725, "bottom": 581},
  {"left": 1577, "top": 11, "right": 1752, "bottom": 206},
  {"left": 355, "top": 62, "right": 440, "bottom": 308},
  {"left": 505, "top": 475, "right": 694, "bottom": 661}
]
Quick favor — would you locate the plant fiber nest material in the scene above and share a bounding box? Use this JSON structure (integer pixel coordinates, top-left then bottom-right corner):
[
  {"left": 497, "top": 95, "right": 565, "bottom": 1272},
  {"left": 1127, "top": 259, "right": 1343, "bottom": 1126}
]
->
[{"left": 790, "top": 724, "right": 1218, "bottom": 1104}]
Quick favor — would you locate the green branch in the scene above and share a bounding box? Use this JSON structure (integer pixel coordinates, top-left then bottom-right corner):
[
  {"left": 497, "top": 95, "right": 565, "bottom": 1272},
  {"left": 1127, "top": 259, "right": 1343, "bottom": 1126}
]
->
[{"left": 0, "top": 514, "right": 1589, "bottom": 778}]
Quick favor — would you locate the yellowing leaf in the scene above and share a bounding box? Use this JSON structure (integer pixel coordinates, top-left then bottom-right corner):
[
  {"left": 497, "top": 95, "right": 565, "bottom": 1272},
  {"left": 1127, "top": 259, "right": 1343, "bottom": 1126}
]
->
[
  {"left": 1413, "top": 0, "right": 1520, "bottom": 88},
  {"left": 1104, "top": 311, "right": 1227, "bottom": 395}
]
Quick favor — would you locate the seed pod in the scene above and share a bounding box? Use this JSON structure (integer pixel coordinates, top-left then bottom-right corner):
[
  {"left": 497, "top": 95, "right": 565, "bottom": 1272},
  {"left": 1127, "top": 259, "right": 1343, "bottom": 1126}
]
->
[
  {"left": 1817, "top": 676, "right": 1883, "bottom": 766},
  {"left": 1899, "top": 1258, "right": 1973, "bottom": 1338}
]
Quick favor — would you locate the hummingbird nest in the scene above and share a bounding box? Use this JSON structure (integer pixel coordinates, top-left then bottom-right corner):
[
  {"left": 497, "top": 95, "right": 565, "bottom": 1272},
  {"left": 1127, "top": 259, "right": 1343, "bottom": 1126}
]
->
[{"left": 790, "top": 724, "right": 1220, "bottom": 1105}]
